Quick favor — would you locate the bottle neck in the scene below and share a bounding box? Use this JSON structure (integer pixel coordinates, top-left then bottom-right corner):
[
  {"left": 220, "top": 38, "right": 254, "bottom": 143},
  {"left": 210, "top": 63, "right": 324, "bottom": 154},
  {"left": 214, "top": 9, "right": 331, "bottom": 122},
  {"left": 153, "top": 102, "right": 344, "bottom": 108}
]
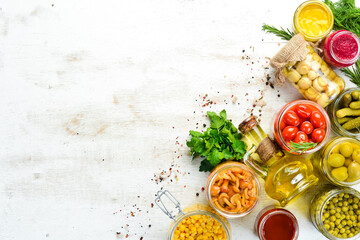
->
[{"left": 242, "top": 123, "right": 284, "bottom": 167}]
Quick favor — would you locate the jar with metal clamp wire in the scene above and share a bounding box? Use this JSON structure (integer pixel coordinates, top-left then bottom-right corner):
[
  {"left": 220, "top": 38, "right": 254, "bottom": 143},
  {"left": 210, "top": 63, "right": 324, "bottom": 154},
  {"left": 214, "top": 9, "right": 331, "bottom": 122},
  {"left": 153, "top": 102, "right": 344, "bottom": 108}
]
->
[{"left": 155, "top": 190, "right": 231, "bottom": 240}]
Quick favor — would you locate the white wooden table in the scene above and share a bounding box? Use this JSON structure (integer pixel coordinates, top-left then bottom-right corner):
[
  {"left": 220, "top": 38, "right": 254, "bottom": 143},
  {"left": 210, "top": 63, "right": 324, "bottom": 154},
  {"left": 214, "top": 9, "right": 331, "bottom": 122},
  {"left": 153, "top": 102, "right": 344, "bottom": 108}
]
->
[{"left": 1, "top": 0, "right": 360, "bottom": 239}]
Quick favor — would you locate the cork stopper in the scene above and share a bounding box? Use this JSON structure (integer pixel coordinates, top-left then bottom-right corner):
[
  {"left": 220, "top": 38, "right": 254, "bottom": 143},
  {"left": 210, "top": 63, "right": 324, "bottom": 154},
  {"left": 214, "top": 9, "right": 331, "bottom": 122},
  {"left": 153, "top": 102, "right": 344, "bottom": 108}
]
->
[
  {"left": 238, "top": 116, "right": 258, "bottom": 134},
  {"left": 256, "top": 137, "right": 279, "bottom": 163}
]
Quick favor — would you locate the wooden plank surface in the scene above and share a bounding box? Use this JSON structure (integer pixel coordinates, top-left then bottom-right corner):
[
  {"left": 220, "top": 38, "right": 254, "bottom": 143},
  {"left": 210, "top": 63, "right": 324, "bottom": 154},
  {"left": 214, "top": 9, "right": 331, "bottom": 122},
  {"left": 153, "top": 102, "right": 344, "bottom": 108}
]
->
[{"left": 1, "top": 0, "right": 359, "bottom": 239}]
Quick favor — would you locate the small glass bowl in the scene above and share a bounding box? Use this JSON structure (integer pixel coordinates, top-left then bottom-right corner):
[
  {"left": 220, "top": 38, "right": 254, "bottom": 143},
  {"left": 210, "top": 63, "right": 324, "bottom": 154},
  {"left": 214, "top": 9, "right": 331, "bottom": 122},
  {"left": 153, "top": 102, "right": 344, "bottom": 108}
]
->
[
  {"left": 317, "top": 137, "right": 360, "bottom": 186},
  {"left": 327, "top": 87, "right": 360, "bottom": 138},
  {"left": 310, "top": 186, "right": 360, "bottom": 240},
  {"left": 293, "top": 0, "right": 334, "bottom": 42},
  {"left": 255, "top": 206, "right": 299, "bottom": 240},
  {"left": 155, "top": 190, "right": 232, "bottom": 240},
  {"left": 322, "top": 30, "right": 360, "bottom": 68},
  {"left": 206, "top": 162, "right": 261, "bottom": 219},
  {"left": 273, "top": 100, "right": 331, "bottom": 155},
  {"left": 168, "top": 208, "right": 231, "bottom": 240}
]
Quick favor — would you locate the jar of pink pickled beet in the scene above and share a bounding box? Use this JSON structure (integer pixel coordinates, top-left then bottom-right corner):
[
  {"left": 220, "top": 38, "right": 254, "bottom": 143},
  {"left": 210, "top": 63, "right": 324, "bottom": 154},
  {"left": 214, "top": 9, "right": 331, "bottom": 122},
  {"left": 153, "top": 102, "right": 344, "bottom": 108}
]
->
[{"left": 321, "top": 30, "right": 360, "bottom": 68}]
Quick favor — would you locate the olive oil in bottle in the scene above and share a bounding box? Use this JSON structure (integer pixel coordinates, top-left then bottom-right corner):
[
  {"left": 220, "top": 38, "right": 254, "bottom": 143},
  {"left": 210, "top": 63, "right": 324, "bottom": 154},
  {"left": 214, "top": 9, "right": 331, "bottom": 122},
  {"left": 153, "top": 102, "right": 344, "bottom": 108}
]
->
[{"left": 239, "top": 116, "right": 318, "bottom": 206}]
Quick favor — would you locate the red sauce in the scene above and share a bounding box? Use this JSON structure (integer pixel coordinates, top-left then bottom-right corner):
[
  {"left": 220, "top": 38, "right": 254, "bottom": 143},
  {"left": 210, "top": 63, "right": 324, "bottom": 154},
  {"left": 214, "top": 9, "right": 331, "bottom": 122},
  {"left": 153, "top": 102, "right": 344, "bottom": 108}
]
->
[
  {"left": 332, "top": 34, "right": 358, "bottom": 60},
  {"left": 262, "top": 213, "right": 296, "bottom": 240},
  {"left": 256, "top": 208, "right": 298, "bottom": 240}
]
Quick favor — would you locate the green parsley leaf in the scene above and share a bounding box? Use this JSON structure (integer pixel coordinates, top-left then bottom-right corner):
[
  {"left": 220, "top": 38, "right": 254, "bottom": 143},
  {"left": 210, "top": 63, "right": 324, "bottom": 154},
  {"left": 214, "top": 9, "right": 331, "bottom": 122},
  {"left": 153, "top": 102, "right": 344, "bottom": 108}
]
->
[
  {"left": 187, "top": 110, "right": 247, "bottom": 172},
  {"left": 199, "top": 159, "right": 215, "bottom": 172}
]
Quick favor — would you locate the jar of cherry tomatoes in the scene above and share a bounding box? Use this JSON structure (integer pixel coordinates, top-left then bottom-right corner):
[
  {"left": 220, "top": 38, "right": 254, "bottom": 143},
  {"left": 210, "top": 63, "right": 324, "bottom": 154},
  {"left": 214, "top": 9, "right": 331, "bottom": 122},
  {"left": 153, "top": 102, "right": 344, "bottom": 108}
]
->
[
  {"left": 273, "top": 100, "right": 331, "bottom": 155},
  {"left": 255, "top": 206, "right": 299, "bottom": 240},
  {"left": 321, "top": 30, "right": 360, "bottom": 68}
]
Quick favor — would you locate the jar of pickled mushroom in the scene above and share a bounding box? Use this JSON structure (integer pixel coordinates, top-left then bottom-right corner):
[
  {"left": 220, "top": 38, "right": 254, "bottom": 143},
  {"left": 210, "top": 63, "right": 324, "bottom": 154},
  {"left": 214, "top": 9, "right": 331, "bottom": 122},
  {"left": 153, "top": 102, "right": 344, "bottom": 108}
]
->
[
  {"left": 310, "top": 186, "right": 360, "bottom": 239},
  {"left": 205, "top": 161, "right": 261, "bottom": 218},
  {"left": 270, "top": 34, "right": 345, "bottom": 108},
  {"left": 255, "top": 206, "right": 299, "bottom": 240},
  {"left": 293, "top": 0, "right": 333, "bottom": 42},
  {"left": 327, "top": 88, "right": 360, "bottom": 138},
  {"left": 314, "top": 137, "right": 360, "bottom": 187},
  {"left": 239, "top": 116, "right": 318, "bottom": 207},
  {"left": 155, "top": 190, "right": 231, "bottom": 240},
  {"left": 321, "top": 30, "right": 360, "bottom": 68}
]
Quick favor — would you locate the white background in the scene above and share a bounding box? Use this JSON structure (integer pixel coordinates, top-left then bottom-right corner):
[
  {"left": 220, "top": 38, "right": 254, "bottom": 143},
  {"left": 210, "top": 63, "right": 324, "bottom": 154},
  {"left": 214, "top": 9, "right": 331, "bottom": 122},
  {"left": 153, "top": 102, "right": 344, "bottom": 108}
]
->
[{"left": 1, "top": 0, "right": 360, "bottom": 239}]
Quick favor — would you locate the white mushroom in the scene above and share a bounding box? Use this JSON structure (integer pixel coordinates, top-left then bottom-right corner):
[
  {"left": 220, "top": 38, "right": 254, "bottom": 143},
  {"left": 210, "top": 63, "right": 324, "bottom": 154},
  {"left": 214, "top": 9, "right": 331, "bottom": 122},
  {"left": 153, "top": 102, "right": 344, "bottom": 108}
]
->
[
  {"left": 313, "top": 77, "right": 328, "bottom": 92},
  {"left": 296, "top": 61, "right": 311, "bottom": 75},
  {"left": 307, "top": 70, "right": 317, "bottom": 80},
  {"left": 286, "top": 69, "right": 301, "bottom": 83},
  {"left": 297, "top": 76, "right": 312, "bottom": 89},
  {"left": 317, "top": 93, "right": 330, "bottom": 107}
]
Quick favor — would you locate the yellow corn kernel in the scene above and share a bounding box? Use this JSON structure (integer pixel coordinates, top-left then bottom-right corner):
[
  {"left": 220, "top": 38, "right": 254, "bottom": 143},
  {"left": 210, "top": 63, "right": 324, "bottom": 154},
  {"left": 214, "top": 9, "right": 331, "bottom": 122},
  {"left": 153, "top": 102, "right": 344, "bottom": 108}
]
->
[{"left": 172, "top": 214, "right": 227, "bottom": 240}]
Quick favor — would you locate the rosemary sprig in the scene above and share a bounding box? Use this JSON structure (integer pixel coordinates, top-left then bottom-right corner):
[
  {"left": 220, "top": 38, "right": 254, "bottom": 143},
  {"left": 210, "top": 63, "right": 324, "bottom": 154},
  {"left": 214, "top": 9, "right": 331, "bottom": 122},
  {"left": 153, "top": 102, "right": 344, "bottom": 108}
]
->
[
  {"left": 262, "top": 24, "right": 295, "bottom": 41},
  {"left": 289, "top": 141, "right": 318, "bottom": 155},
  {"left": 341, "top": 60, "right": 360, "bottom": 86}
]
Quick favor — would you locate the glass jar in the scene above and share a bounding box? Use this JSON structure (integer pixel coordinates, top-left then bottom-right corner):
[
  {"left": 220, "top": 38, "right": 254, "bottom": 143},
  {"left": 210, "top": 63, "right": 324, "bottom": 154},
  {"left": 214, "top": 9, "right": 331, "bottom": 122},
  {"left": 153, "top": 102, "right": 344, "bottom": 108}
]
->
[
  {"left": 239, "top": 116, "right": 318, "bottom": 206},
  {"left": 315, "top": 137, "right": 360, "bottom": 186},
  {"left": 273, "top": 100, "right": 331, "bottom": 154},
  {"left": 206, "top": 161, "right": 260, "bottom": 218},
  {"left": 282, "top": 46, "right": 345, "bottom": 107},
  {"left": 321, "top": 30, "right": 360, "bottom": 68},
  {"left": 255, "top": 206, "right": 299, "bottom": 240},
  {"left": 155, "top": 190, "right": 232, "bottom": 240},
  {"left": 310, "top": 186, "right": 360, "bottom": 240},
  {"left": 327, "top": 88, "right": 360, "bottom": 138},
  {"left": 293, "top": 0, "right": 334, "bottom": 42}
]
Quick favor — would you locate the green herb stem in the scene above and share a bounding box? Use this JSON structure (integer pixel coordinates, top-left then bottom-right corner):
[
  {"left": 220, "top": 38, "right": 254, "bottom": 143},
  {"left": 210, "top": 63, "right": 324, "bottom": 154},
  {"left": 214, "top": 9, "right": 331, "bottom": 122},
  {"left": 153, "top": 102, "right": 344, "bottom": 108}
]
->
[
  {"left": 262, "top": 24, "right": 295, "bottom": 41},
  {"left": 290, "top": 141, "right": 318, "bottom": 155}
]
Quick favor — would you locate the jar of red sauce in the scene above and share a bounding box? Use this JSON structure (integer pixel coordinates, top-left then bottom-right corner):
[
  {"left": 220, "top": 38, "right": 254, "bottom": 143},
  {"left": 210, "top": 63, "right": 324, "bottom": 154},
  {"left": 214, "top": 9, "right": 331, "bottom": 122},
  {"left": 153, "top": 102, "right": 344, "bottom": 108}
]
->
[
  {"left": 255, "top": 206, "right": 299, "bottom": 240},
  {"left": 321, "top": 30, "right": 360, "bottom": 68}
]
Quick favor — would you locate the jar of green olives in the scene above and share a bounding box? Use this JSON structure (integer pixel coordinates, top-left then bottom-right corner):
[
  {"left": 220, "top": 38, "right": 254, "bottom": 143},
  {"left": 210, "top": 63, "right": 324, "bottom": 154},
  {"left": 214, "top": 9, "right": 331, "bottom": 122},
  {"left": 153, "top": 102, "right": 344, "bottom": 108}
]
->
[
  {"left": 315, "top": 137, "right": 360, "bottom": 186},
  {"left": 310, "top": 186, "right": 360, "bottom": 239},
  {"left": 327, "top": 88, "right": 360, "bottom": 138}
]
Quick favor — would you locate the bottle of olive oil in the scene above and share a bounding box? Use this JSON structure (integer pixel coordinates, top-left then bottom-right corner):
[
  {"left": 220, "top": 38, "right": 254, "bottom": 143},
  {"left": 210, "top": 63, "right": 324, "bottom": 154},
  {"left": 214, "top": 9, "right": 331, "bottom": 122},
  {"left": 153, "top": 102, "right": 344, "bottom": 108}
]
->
[{"left": 239, "top": 116, "right": 318, "bottom": 206}]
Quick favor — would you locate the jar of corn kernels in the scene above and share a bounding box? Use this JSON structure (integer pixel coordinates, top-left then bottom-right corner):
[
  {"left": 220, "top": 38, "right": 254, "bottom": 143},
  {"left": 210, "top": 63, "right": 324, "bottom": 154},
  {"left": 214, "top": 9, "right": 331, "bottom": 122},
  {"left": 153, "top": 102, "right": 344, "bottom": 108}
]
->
[{"left": 155, "top": 190, "right": 232, "bottom": 240}]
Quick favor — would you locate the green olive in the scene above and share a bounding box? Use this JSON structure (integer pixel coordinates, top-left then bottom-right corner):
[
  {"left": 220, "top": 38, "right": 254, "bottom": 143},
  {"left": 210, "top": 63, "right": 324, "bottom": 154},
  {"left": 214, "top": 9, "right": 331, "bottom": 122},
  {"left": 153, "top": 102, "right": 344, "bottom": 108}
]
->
[
  {"left": 353, "top": 148, "right": 360, "bottom": 163},
  {"left": 332, "top": 167, "right": 349, "bottom": 181},
  {"left": 340, "top": 143, "right": 354, "bottom": 158},
  {"left": 348, "top": 162, "right": 360, "bottom": 181},
  {"left": 345, "top": 158, "right": 353, "bottom": 167},
  {"left": 329, "top": 153, "right": 346, "bottom": 167}
]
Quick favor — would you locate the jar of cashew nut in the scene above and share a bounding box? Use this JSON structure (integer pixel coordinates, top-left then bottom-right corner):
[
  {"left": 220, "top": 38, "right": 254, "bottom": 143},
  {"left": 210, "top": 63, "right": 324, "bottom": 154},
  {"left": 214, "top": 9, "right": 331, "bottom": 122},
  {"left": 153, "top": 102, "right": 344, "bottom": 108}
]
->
[
  {"left": 205, "top": 161, "right": 261, "bottom": 219},
  {"left": 271, "top": 34, "right": 345, "bottom": 108}
]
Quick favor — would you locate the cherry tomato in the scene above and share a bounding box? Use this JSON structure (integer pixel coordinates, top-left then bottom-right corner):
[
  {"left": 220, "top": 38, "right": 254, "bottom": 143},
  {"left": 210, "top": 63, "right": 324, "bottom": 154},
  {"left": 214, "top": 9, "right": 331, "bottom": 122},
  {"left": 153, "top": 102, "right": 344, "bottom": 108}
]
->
[
  {"left": 295, "top": 104, "right": 312, "bottom": 119},
  {"left": 280, "top": 120, "right": 286, "bottom": 131},
  {"left": 294, "top": 131, "right": 308, "bottom": 143},
  {"left": 310, "top": 111, "right": 326, "bottom": 128},
  {"left": 283, "top": 110, "right": 300, "bottom": 126},
  {"left": 311, "top": 128, "right": 326, "bottom": 143},
  {"left": 282, "top": 126, "right": 299, "bottom": 141},
  {"left": 300, "top": 121, "right": 314, "bottom": 135}
]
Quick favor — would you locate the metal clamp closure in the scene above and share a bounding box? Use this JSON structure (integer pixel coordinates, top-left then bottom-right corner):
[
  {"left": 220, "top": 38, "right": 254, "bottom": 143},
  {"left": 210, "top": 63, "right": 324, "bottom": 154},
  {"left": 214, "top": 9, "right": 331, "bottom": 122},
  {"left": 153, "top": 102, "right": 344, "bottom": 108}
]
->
[{"left": 155, "top": 190, "right": 184, "bottom": 221}]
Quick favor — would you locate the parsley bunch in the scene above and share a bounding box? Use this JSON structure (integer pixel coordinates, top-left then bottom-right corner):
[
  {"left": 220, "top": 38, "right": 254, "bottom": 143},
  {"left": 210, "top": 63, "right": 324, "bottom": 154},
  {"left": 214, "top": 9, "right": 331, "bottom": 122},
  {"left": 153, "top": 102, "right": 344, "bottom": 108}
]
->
[{"left": 186, "top": 110, "right": 247, "bottom": 172}]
